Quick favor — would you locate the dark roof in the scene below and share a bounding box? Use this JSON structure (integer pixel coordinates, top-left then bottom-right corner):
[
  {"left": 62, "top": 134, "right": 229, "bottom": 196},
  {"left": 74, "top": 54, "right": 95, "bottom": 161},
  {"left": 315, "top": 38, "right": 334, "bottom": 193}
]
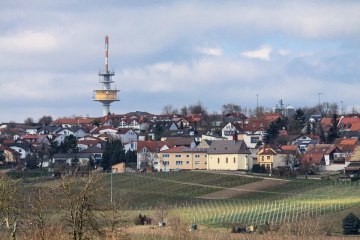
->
[
  {"left": 52, "top": 153, "right": 92, "bottom": 159},
  {"left": 207, "top": 140, "right": 251, "bottom": 154},
  {"left": 80, "top": 146, "right": 103, "bottom": 154}
]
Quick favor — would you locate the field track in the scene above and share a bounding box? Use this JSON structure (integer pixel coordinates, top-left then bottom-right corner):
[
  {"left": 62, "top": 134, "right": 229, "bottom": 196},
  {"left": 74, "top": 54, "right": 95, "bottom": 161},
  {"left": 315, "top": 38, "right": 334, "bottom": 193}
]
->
[{"left": 198, "top": 178, "right": 288, "bottom": 199}]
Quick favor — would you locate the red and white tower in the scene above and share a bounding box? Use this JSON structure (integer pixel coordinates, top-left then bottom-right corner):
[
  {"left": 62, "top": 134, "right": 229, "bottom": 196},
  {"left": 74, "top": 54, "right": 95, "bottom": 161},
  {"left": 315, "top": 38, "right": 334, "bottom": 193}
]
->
[{"left": 93, "top": 36, "right": 119, "bottom": 116}]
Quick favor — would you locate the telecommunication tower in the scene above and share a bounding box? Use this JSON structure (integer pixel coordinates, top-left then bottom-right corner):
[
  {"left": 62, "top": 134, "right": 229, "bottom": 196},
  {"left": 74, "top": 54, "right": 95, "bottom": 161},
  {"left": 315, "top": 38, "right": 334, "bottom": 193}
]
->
[{"left": 93, "top": 36, "right": 119, "bottom": 116}]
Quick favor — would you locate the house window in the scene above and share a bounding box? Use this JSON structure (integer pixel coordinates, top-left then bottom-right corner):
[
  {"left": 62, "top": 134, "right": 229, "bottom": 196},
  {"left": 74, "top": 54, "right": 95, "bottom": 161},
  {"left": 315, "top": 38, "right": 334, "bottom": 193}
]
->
[
  {"left": 163, "top": 161, "right": 169, "bottom": 165},
  {"left": 205, "top": 161, "right": 207, "bottom": 164},
  {"left": 176, "top": 161, "right": 183, "bottom": 165},
  {"left": 267, "top": 156, "right": 270, "bottom": 160},
  {"left": 186, "top": 155, "right": 190, "bottom": 158},
  {"left": 217, "top": 158, "right": 220, "bottom": 164},
  {"left": 162, "top": 154, "right": 169, "bottom": 158},
  {"left": 226, "top": 157, "right": 228, "bottom": 163},
  {"left": 195, "top": 161, "right": 200, "bottom": 165},
  {"left": 186, "top": 161, "right": 189, "bottom": 164},
  {"left": 195, "top": 154, "right": 200, "bottom": 158},
  {"left": 233, "top": 157, "right": 236, "bottom": 163},
  {"left": 251, "top": 137, "right": 259, "bottom": 143},
  {"left": 175, "top": 154, "right": 181, "bottom": 158},
  {"left": 261, "top": 156, "right": 264, "bottom": 161},
  {"left": 266, "top": 164, "right": 270, "bottom": 169}
]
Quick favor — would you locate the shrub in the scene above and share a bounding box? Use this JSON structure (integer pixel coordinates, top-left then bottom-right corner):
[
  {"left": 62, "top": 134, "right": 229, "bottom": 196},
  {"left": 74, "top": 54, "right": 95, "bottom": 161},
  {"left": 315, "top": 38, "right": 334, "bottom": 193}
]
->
[
  {"left": 342, "top": 213, "right": 360, "bottom": 235},
  {"left": 252, "top": 164, "right": 266, "bottom": 173}
]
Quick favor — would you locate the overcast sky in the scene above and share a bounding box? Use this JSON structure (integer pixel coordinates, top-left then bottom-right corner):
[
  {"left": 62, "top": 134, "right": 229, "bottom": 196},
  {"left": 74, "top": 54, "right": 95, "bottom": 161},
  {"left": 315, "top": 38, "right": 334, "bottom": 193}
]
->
[{"left": 1, "top": 0, "right": 360, "bottom": 122}]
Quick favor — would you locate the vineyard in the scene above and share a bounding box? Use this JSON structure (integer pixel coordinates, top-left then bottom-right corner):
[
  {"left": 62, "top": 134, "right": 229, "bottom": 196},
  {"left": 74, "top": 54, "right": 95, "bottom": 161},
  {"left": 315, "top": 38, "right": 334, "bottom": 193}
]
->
[{"left": 102, "top": 171, "right": 360, "bottom": 228}]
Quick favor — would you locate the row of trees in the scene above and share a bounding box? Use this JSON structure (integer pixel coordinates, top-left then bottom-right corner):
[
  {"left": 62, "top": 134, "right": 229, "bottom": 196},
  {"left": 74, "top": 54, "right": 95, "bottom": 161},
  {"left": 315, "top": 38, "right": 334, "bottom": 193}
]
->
[{"left": 162, "top": 101, "right": 344, "bottom": 118}]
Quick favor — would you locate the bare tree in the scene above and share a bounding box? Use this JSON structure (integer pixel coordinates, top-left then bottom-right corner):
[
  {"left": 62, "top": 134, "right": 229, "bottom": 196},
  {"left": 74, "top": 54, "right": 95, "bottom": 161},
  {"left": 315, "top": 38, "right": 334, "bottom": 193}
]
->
[
  {"left": 57, "top": 173, "right": 104, "bottom": 240},
  {"left": 162, "top": 105, "right": 178, "bottom": 115},
  {"left": 104, "top": 200, "right": 130, "bottom": 240},
  {"left": 188, "top": 101, "right": 207, "bottom": 116},
  {"left": 25, "top": 187, "right": 55, "bottom": 240},
  {"left": 221, "top": 103, "right": 242, "bottom": 115},
  {"left": 180, "top": 106, "right": 188, "bottom": 116},
  {"left": 24, "top": 117, "right": 34, "bottom": 126},
  {"left": 38, "top": 115, "right": 53, "bottom": 126},
  {"left": 0, "top": 176, "right": 22, "bottom": 240}
]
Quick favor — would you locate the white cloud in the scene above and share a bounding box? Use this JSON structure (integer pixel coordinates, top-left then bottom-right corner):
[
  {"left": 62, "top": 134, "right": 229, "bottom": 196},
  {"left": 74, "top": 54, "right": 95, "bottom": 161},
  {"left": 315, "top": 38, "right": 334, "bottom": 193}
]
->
[
  {"left": 241, "top": 45, "right": 272, "bottom": 61},
  {"left": 0, "top": 31, "right": 57, "bottom": 53},
  {"left": 196, "top": 47, "right": 223, "bottom": 56},
  {"left": 278, "top": 49, "right": 291, "bottom": 56}
]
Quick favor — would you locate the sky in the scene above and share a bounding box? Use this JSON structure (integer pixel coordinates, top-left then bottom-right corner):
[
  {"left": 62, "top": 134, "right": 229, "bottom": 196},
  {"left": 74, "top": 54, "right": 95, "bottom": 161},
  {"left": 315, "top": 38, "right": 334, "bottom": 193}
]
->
[{"left": 1, "top": 0, "right": 360, "bottom": 122}]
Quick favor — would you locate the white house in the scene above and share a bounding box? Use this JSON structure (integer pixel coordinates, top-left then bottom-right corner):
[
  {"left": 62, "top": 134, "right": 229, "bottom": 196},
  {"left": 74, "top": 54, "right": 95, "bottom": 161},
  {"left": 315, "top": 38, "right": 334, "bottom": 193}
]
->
[{"left": 118, "top": 128, "right": 138, "bottom": 144}]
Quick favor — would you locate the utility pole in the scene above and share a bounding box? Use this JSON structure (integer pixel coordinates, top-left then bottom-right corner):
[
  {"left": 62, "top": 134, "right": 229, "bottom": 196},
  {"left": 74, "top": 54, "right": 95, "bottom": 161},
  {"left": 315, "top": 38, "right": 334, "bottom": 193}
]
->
[
  {"left": 110, "top": 169, "right": 113, "bottom": 203},
  {"left": 256, "top": 93, "right": 259, "bottom": 116}
]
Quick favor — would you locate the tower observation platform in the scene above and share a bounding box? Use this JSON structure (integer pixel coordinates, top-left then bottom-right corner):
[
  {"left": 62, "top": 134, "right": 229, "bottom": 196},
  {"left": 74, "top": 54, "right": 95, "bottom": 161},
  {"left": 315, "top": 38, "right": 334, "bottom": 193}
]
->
[{"left": 93, "top": 36, "right": 119, "bottom": 116}]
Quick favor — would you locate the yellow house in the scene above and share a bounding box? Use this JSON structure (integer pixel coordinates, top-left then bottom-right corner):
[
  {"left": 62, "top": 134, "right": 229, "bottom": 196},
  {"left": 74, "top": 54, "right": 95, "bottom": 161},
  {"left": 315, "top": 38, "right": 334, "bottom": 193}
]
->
[
  {"left": 257, "top": 146, "right": 277, "bottom": 169},
  {"left": 159, "top": 146, "right": 207, "bottom": 171},
  {"left": 207, "top": 140, "right": 252, "bottom": 171}
]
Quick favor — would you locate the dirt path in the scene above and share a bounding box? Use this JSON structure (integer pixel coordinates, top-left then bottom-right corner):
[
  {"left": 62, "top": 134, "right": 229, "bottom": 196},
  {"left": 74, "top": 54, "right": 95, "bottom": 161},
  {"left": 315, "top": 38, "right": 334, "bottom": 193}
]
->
[{"left": 198, "top": 178, "right": 288, "bottom": 199}]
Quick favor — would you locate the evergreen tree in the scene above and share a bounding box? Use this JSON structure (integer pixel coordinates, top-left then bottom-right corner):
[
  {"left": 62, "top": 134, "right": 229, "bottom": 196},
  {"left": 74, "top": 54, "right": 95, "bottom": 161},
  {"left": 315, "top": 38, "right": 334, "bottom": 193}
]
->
[
  {"left": 327, "top": 114, "right": 339, "bottom": 143},
  {"left": 101, "top": 140, "right": 111, "bottom": 170},
  {"left": 26, "top": 153, "right": 39, "bottom": 169},
  {"left": 264, "top": 117, "right": 287, "bottom": 145},
  {"left": 59, "top": 135, "right": 78, "bottom": 154},
  {"left": 100, "top": 139, "right": 125, "bottom": 170},
  {"left": 0, "top": 152, "right": 5, "bottom": 162},
  {"left": 292, "top": 108, "right": 306, "bottom": 133},
  {"left": 342, "top": 213, "right": 360, "bottom": 235}
]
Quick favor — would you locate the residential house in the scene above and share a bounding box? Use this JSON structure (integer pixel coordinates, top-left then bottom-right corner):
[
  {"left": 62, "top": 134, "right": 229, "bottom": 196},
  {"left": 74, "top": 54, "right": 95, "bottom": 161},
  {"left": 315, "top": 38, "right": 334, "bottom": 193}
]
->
[
  {"left": 23, "top": 125, "right": 42, "bottom": 135},
  {"left": 52, "top": 153, "right": 93, "bottom": 166},
  {"left": 301, "top": 144, "right": 344, "bottom": 171},
  {"left": 221, "top": 122, "right": 242, "bottom": 140},
  {"left": 292, "top": 134, "right": 320, "bottom": 153},
  {"left": 344, "top": 145, "right": 360, "bottom": 176},
  {"left": 207, "top": 140, "right": 252, "bottom": 171},
  {"left": 79, "top": 146, "right": 103, "bottom": 165},
  {"left": 118, "top": 128, "right": 138, "bottom": 144},
  {"left": 162, "top": 137, "right": 197, "bottom": 148},
  {"left": 5, "top": 142, "right": 31, "bottom": 159},
  {"left": 237, "top": 119, "right": 269, "bottom": 148},
  {"left": 148, "top": 121, "right": 179, "bottom": 140},
  {"left": 55, "top": 127, "right": 75, "bottom": 137},
  {"left": 159, "top": 146, "right": 207, "bottom": 171},
  {"left": 137, "top": 141, "right": 169, "bottom": 171},
  {"left": 196, "top": 139, "right": 213, "bottom": 149},
  {"left": 223, "top": 113, "right": 248, "bottom": 124},
  {"left": 0, "top": 145, "right": 20, "bottom": 163},
  {"left": 71, "top": 126, "right": 88, "bottom": 138},
  {"left": 77, "top": 137, "right": 102, "bottom": 151}
]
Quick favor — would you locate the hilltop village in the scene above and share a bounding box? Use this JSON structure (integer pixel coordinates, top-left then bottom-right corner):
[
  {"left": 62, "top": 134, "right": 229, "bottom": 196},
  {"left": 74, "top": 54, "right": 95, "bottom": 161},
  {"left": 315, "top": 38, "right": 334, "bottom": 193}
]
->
[{"left": 1, "top": 103, "right": 359, "bottom": 179}]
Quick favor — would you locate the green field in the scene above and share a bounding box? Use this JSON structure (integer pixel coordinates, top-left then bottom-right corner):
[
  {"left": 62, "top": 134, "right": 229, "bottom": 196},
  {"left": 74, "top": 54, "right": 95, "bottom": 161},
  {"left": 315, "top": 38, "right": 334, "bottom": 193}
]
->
[{"left": 97, "top": 171, "right": 360, "bottom": 228}]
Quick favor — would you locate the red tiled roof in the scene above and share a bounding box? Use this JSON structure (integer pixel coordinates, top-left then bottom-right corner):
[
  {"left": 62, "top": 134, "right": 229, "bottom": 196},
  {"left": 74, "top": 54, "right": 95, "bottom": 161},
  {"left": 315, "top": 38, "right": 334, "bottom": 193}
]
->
[
  {"left": 281, "top": 145, "right": 298, "bottom": 151},
  {"left": 301, "top": 144, "right": 338, "bottom": 164},
  {"left": 52, "top": 117, "right": 95, "bottom": 125},
  {"left": 338, "top": 138, "right": 358, "bottom": 146},
  {"left": 349, "top": 122, "right": 360, "bottom": 131}
]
